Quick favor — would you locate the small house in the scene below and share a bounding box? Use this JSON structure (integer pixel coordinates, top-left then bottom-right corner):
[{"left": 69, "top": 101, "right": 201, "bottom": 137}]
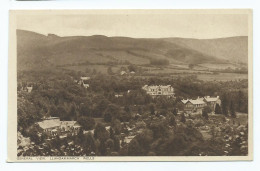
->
[
  {"left": 120, "top": 71, "right": 127, "bottom": 76},
  {"left": 26, "top": 86, "right": 33, "bottom": 93},
  {"left": 79, "top": 76, "right": 90, "bottom": 88}
]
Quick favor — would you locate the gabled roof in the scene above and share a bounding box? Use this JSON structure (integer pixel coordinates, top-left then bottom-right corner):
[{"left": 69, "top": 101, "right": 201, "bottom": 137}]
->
[
  {"left": 182, "top": 96, "right": 220, "bottom": 105},
  {"left": 120, "top": 71, "right": 127, "bottom": 75},
  {"left": 181, "top": 99, "right": 189, "bottom": 104},
  {"left": 181, "top": 99, "right": 205, "bottom": 105}
]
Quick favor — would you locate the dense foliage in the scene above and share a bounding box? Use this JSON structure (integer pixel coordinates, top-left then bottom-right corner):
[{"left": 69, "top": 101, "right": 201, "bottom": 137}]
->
[{"left": 17, "top": 68, "right": 248, "bottom": 156}]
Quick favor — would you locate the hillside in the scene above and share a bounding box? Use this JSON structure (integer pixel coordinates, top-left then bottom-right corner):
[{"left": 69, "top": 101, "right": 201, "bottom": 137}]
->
[
  {"left": 17, "top": 30, "right": 247, "bottom": 70},
  {"left": 164, "top": 37, "right": 248, "bottom": 64}
]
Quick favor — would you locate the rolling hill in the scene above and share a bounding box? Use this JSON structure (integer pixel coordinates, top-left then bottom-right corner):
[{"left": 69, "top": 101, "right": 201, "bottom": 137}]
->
[
  {"left": 164, "top": 36, "right": 248, "bottom": 64},
  {"left": 17, "top": 29, "right": 248, "bottom": 70}
]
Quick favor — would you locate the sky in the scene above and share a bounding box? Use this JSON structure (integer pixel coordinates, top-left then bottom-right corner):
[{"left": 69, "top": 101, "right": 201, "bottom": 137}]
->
[{"left": 16, "top": 11, "right": 249, "bottom": 39}]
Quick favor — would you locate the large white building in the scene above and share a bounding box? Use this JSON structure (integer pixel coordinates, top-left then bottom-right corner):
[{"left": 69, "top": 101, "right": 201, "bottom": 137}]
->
[
  {"left": 37, "top": 117, "right": 81, "bottom": 137},
  {"left": 142, "top": 85, "right": 175, "bottom": 98}
]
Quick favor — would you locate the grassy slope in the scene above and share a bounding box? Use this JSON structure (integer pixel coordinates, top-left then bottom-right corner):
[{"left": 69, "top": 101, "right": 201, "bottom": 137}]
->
[
  {"left": 163, "top": 37, "right": 248, "bottom": 64},
  {"left": 17, "top": 29, "right": 228, "bottom": 70}
]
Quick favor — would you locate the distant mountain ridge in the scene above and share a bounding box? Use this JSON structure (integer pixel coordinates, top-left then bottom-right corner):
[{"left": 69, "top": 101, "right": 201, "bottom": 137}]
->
[{"left": 17, "top": 29, "right": 248, "bottom": 70}]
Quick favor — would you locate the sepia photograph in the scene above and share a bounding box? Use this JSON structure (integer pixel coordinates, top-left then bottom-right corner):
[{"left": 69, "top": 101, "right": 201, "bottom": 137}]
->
[{"left": 8, "top": 9, "right": 253, "bottom": 162}]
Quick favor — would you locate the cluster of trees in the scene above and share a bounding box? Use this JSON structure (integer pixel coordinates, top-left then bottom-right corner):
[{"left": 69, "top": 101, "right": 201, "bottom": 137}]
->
[
  {"left": 121, "top": 114, "right": 238, "bottom": 156},
  {"left": 18, "top": 69, "right": 248, "bottom": 132},
  {"left": 216, "top": 90, "right": 248, "bottom": 117},
  {"left": 17, "top": 68, "right": 248, "bottom": 156}
]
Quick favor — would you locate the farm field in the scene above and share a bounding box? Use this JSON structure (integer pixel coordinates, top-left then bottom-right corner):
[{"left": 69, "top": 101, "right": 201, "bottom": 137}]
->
[{"left": 196, "top": 73, "right": 248, "bottom": 81}]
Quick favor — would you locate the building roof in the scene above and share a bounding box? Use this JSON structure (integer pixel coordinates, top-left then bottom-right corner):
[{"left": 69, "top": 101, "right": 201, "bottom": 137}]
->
[
  {"left": 120, "top": 71, "right": 127, "bottom": 75},
  {"left": 142, "top": 85, "right": 172, "bottom": 89},
  {"left": 204, "top": 96, "right": 220, "bottom": 102},
  {"left": 181, "top": 99, "right": 189, "bottom": 104},
  {"left": 189, "top": 99, "right": 205, "bottom": 105},
  {"left": 37, "top": 120, "right": 60, "bottom": 130},
  {"left": 38, "top": 118, "right": 81, "bottom": 130},
  {"left": 181, "top": 99, "right": 205, "bottom": 105},
  {"left": 80, "top": 77, "right": 90, "bottom": 80},
  {"left": 182, "top": 96, "right": 220, "bottom": 105}
]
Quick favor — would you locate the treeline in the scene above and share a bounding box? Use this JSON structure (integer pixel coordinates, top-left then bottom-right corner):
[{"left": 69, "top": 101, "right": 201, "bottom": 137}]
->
[{"left": 150, "top": 58, "right": 170, "bottom": 66}]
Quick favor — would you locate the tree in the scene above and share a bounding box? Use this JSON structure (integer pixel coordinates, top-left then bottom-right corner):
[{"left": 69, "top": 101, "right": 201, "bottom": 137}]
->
[
  {"left": 202, "top": 108, "right": 209, "bottom": 120},
  {"left": 203, "top": 106, "right": 212, "bottom": 114},
  {"left": 105, "top": 138, "right": 115, "bottom": 151},
  {"left": 172, "top": 108, "right": 178, "bottom": 116},
  {"left": 107, "top": 67, "right": 114, "bottom": 75},
  {"left": 215, "top": 103, "right": 222, "bottom": 114},
  {"left": 176, "top": 102, "right": 185, "bottom": 111},
  {"left": 109, "top": 127, "right": 115, "bottom": 139},
  {"left": 77, "top": 116, "right": 96, "bottom": 130},
  {"left": 138, "top": 106, "right": 143, "bottom": 115},
  {"left": 111, "top": 119, "right": 122, "bottom": 135},
  {"left": 84, "top": 132, "right": 97, "bottom": 155},
  {"left": 128, "top": 139, "right": 142, "bottom": 156},
  {"left": 67, "top": 104, "right": 77, "bottom": 120},
  {"left": 25, "top": 124, "right": 43, "bottom": 144},
  {"left": 103, "top": 104, "right": 121, "bottom": 122},
  {"left": 114, "top": 136, "right": 120, "bottom": 152},
  {"left": 124, "top": 105, "right": 131, "bottom": 114},
  {"left": 180, "top": 113, "right": 186, "bottom": 123},
  {"left": 149, "top": 120, "right": 169, "bottom": 139},
  {"left": 150, "top": 104, "right": 155, "bottom": 115},
  {"left": 56, "top": 105, "right": 68, "bottom": 119},
  {"left": 221, "top": 93, "right": 229, "bottom": 116},
  {"left": 230, "top": 100, "right": 236, "bottom": 118},
  {"left": 104, "top": 112, "right": 113, "bottom": 123},
  {"left": 168, "top": 114, "right": 177, "bottom": 127},
  {"left": 93, "top": 99, "right": 109, "bottom": 118},
  {"left": 135, "top": 129, "right": 153, "bottom": 154},
  {"left": 79, "top": 104, "right": 92, "bottom": 117},
  {"left": 94, "top": 123, "right": 109, "bottom": 142},
  {"left": 48, "top": 105, "right": 57, "bottom": 117},
  {"left": 236, "top": 90, "right": 248, "bottom": 113},
  {"left": 128, "top": 64, "right": 137, "bottom": 72}
]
